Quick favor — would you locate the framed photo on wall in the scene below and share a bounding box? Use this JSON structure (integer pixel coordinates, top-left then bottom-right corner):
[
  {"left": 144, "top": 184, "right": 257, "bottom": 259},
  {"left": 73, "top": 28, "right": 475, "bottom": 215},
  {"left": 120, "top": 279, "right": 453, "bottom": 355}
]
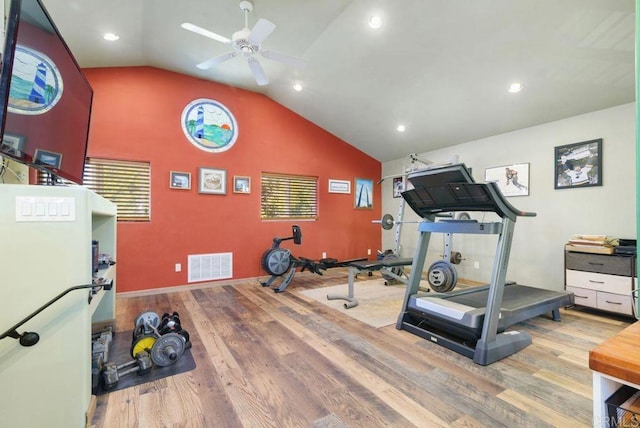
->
[
  {"left": 328, "top": 179, "right": 351, "bottom": 194},
  {"left": 485, "top": 163, "right": 529, "bottom": 197},
  {"left": 198, "top": 167, "right": 226, "bottom": 194},
  {"left": 392, "top": 176, "right": 404, "bottom": 198},
  {"left": 354, "top": 177, "right": 373, "bottom": 209},
  {"left": 554, "top": 138, "right": 602, "bottom": 189},
  {"left": 233, "top": 176, "right": 251, "bottom": 194},
  {"left": 170, "top": 171, "right": 191, "bottom": 189}
]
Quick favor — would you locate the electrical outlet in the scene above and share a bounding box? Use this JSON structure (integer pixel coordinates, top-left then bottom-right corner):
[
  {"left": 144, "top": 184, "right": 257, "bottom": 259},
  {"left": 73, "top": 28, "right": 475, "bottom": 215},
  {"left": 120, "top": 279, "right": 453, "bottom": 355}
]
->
[
  {"left": 175, "top": 263, "right": 182, "bottom": 272},
  {"left": 322, "top": 252, "right": 327, "bottom": 259},
  {"left": 367, "top": 249, "right": 371, "bottom": 255},
  {"left": 473, "top": 261, "right": 480, "bottom": 269}
]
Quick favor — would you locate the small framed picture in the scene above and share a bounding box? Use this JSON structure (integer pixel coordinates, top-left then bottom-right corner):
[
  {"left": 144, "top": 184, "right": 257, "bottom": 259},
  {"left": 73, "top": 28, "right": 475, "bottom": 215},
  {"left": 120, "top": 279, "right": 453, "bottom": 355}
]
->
[
  {"left": 485, "top": 163, "right": 530, "bottom": 197},
  {"left": 170, "top": 171, "right": 191, "bottom": 190},
  {"left": 233, "top": 176, "right": 251, "bottom": 194},
  {"left": 328, "top": 179, "right": 351, "bottom": 194},
  {"left": 33, "top": 149, "right": 62, "bottom": 169},
  {"left": 199, "top": 167, "right": 226, "bottom": 194},
  {"left": 392, "top": 177, "right": 404, "bottom": 198},
  {"left": 354, "top": 177, "right": 373, "bottom": 209},
  {"left": 0, "top": 133, "right": 25, "bottom": 156}
]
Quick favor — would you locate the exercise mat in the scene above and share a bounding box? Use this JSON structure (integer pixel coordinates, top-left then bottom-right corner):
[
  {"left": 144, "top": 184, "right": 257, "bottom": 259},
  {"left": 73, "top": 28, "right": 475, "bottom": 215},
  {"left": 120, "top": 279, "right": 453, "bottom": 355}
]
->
[
  {"left": 300, "top": 279, "right": 405, "bottom": 328},
  {"left": 93, "top": 329, "right": 196, "bottom": 396}
]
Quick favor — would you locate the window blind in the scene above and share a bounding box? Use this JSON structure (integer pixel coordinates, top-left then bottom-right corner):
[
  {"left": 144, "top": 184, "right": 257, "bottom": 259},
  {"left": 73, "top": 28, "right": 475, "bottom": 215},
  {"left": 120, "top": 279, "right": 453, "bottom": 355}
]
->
[
  {"left": 83, "top": 157, "right": 151, "bottom": 222},
  {"left": 261, "top": 172, "right": 318, "bottom": 220}
]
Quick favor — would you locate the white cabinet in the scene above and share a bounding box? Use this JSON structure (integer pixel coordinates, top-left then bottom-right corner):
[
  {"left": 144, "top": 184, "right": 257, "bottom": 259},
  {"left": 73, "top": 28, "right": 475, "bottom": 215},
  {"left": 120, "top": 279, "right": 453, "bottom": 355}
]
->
[
  {"left": 0, "top": 184, "right": 116, "bottom": 428},
  {"left": 565, "top": 251, "right": 634, "bottom": 316}
]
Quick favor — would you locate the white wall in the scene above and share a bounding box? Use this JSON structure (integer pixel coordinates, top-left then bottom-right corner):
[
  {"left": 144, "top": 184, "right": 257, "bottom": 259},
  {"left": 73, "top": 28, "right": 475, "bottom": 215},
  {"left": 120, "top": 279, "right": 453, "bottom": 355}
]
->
[{"left": 381, "top": 102, "right": 636, "bottom": 291}]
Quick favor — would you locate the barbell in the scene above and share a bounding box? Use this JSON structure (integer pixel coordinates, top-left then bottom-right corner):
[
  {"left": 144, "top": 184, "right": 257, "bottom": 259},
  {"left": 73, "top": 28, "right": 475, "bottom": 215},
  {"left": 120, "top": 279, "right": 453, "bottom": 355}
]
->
[{"left": 372, "top": 212, "right": 470, "bottom": 230}]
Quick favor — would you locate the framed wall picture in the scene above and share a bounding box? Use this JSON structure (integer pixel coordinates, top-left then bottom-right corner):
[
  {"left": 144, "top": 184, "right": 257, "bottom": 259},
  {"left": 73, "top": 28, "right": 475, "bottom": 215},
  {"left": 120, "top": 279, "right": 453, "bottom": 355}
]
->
[
  {"left": 233, "top": 176, "right": 251, "bottom": 194},
  {"left": 554, "top": 138, "right": 602, "bottom": 189},
  {"left": 485, "top": 163, "right": 529, "bottom": 197},
  {"left": 392, "top": 176, "right": 404, "bottom": 198},
  {"left": 170, "top": 171, "right": 191, "bottom": 190},
  {"left": 328, "top": 179, "right": 351, "bottom": 194},
  {"left": 33, "top": 149, "right": 62, "bottom": 169},
  {"left": 354, "top": 177, "right": 373, "bottom": 209},
  {"left": 198, "top": 167, "right": 226, "bottom": 194}
]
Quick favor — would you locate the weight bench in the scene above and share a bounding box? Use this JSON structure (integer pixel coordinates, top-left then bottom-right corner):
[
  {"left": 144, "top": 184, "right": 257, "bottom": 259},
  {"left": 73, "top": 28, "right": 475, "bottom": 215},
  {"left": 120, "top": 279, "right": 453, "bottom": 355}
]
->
[{"left": 326, "top": 257, "right": 414, "bottom": 309}]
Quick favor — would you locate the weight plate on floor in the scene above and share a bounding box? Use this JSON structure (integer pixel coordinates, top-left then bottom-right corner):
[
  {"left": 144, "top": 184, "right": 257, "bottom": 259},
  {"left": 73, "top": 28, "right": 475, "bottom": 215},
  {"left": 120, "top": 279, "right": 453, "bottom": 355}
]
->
[
  {"left": 134, "top": 311, "right": 160, "bottom": 332},
  {"left": 427, "top": 260, "right": 458, "bottom": 293},
  {"left": 130, "top": 335, "right": 157, "bottom": 358},
  {"left": 151, "top": 333, "right": 185, "bottom": 366},
  {"left": 261, "top": 248, "right": 292, "bottom": 276}
]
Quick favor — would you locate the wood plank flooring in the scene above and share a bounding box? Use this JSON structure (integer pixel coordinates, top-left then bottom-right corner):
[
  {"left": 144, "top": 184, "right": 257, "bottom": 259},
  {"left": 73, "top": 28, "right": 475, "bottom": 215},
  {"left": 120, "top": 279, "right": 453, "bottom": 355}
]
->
[{"left": 92, "top": 269, "right": 632, "bottom": 428}]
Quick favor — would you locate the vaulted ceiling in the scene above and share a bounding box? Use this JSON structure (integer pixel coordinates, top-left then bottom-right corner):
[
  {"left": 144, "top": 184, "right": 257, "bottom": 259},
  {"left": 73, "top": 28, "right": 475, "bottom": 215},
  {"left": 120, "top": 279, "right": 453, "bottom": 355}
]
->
[{"left": 43, "top": 0, "right": 636, "bottom": 162}]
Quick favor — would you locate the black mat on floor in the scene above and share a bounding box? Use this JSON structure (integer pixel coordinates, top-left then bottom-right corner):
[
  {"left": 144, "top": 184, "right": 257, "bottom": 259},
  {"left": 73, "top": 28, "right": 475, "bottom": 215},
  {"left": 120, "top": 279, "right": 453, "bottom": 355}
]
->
[{"left": 94, "top": 329, "right": 196, "bottom": 396}]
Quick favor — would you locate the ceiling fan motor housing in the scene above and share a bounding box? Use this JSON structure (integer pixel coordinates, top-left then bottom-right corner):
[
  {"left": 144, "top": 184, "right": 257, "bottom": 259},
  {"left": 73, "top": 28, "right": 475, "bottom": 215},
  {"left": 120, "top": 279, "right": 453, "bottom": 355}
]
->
[{"left": 239, "top": 1, "right": 253, "bottom": 13}]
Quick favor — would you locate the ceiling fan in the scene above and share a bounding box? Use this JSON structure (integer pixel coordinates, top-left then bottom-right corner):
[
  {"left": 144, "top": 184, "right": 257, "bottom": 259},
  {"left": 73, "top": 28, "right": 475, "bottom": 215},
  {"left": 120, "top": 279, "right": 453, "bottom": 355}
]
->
[{"left": 181, "top": 0, "right": 307, "bottom": 86}]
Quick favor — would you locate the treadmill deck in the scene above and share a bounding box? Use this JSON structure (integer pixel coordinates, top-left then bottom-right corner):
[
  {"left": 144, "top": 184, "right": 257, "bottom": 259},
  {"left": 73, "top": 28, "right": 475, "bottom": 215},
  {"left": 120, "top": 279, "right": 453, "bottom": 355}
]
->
[{"left": 407, "top": 284, "right": 574, "bottom": 339}]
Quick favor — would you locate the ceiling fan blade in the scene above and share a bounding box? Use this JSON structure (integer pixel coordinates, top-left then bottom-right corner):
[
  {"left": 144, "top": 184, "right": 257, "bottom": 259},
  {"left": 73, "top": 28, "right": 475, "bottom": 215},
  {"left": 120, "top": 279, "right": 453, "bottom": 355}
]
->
[
  {"left": 181, "top": 22, "right": 231, "bottom": 44},
  {"left": 247, "top": 57, "right": 269, "bottom": 86},
  {"left": 248, "top": 18, "right": 276, "bottom": 45},
  {"left": 261, "top": 50, "right": 308, "bottom": 69},
  {"left": 197, "top": 51, "right": 238, "bottom": 69}
]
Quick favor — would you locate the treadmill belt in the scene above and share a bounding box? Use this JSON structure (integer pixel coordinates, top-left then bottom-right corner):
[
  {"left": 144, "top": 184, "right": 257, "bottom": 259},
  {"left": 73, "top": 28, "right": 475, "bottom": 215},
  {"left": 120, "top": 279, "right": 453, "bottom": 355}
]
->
[{"left": 407, "top": 284, "right": 573, "bottom": 339}]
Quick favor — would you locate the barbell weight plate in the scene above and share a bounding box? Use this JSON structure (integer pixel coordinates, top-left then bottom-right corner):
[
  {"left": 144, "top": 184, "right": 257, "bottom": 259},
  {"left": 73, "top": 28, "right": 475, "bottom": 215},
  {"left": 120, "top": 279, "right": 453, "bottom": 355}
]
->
[
  {"left": 450, "top": 251, "right": 463, "bottom": 265},
  {"left": 427, "top": 260, "right": 458, "bottom": 293},
  {"left": 380, "top": 213, "right": 395, "bottom": 230},
  {"left": 261, "top": 248, "right": 291, "bottom": 276},
  {"left": 150, "top": 332, "right": 186, "bottom": 366},
  {"left": 134, "top": 311, "right": 160, "bottom": 331},
  {"left": 130, "top": 335, "right": 157, "bottom": 358}
]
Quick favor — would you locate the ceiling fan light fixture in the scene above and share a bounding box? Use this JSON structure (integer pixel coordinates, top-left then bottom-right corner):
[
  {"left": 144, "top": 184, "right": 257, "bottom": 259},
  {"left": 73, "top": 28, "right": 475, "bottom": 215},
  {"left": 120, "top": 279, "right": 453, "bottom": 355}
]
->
[
  {"left": 103, "top": 33, "right": 119, "bottom": 41},
  {"left": 508, "top": 82, "right": 523, "bottom": 93},
  {"left": 369, "top": 15, "right": 382, "bottom": 29}
]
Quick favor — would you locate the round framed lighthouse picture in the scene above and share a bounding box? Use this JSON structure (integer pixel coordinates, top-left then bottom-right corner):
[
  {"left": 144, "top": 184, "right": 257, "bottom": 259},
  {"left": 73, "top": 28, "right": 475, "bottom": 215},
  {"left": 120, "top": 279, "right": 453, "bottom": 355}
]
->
[{"left": 181, "top": 98, "right": 238, "bottom": 153}]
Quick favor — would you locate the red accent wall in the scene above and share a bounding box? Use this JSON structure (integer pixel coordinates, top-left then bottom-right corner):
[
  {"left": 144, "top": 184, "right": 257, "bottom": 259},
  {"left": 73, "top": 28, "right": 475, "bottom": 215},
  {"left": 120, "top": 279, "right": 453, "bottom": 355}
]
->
[{"left": 84, "top": 66, "right": 381, "bottom": 293}]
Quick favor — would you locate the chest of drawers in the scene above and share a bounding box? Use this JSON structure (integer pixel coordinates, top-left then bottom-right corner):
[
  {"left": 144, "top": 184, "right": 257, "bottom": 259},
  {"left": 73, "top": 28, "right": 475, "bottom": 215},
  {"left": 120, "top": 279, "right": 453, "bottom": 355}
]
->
[{"left": 565, "top": 251, "right": 635, "bottom": 316}]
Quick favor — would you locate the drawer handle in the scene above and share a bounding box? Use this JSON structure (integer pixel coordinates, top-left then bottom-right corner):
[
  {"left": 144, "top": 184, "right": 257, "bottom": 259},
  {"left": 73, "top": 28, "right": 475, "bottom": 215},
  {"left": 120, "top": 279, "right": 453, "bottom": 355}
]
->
[
  {"left": 605, "top": 300, "right": 622, "bottom": 305},
  {"left": 575, "top": 295, "right": 589, "bottom": 299},
  {"left": 588, "top": 262, "right": 604, "bottom": 266},
  {"left": 588, "top": 280, "right": 605, "bottom": 284}
]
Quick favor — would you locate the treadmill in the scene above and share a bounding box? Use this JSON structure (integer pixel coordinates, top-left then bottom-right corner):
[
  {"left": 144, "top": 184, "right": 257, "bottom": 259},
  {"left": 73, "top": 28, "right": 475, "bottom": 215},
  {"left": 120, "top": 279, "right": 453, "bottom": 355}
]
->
[{"left": 395, "top": 163, "right": 574, "bottom": 365}]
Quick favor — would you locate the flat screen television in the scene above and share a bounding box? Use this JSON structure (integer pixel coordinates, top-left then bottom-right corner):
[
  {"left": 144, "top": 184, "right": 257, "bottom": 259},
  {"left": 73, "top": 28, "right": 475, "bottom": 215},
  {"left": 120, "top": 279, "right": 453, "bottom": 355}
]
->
[{"left": 0, "top": 0, "right": 93, "bottom": 184}]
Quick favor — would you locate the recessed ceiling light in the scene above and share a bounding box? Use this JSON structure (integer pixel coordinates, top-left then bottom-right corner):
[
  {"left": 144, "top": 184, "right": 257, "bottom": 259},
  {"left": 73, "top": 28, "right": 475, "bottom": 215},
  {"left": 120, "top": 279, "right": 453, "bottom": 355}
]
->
[
  {"left": 103, "top": 33, "right": 120, "bottom": 41},
  {"left": 397, "top": 124, "right": 406, "bottom": 132},
  {"left": 293, "top": 83, "right": 303, "bottom": 91},
  {"left": 368, "top": 15, "right": 382, "bottom": 29},
  {"left": 508, "top": 82, "right": 523, "bottom": 93}
]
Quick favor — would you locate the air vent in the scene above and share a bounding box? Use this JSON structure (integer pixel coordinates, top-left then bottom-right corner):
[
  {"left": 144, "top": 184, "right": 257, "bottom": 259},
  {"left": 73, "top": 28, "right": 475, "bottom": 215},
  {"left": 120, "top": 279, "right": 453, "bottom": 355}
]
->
[{"left": 188, "top": 252, "right": 233, "bottom": 283}]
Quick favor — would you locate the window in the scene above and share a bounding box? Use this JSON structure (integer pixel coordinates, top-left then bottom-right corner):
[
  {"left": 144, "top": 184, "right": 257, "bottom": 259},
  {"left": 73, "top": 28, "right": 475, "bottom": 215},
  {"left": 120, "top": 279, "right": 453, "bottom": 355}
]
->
[
  {"left": 83, "top": 158, "right": 151, "bottom": 222},
  {"left": 261, "top": 172, "right": 318, "bottom": 220}
]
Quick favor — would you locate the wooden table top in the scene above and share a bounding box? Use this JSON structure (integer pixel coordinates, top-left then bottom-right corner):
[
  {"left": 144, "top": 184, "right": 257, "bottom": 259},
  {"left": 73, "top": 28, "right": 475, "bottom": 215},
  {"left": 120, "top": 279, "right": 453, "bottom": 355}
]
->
[{"left": 589, "top": 321, "right": 640, "bottom": 385}]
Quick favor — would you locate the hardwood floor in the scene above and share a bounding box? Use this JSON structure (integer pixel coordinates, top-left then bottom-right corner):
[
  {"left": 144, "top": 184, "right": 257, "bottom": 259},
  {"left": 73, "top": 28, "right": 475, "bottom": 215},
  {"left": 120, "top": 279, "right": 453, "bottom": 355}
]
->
[{"left": 92, "top": 269, "right": 632, "bottom": 428}]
